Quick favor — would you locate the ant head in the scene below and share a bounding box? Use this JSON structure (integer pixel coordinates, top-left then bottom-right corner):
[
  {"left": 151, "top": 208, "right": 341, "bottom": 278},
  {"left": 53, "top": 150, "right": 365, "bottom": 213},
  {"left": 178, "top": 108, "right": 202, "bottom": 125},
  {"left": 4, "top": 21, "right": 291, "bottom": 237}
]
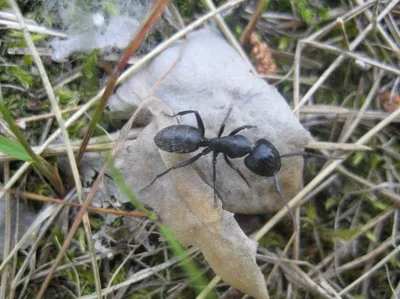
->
[{"left": 244, "top": 139, "right": 281, "bottom": 177}]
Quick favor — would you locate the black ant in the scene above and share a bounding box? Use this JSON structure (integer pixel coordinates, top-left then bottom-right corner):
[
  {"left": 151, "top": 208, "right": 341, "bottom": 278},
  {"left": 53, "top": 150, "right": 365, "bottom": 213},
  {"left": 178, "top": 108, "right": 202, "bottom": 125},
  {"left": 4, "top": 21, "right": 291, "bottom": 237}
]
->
[
  {"left": 145, "top": 108, "right": 327, "bottom": 228},
  {"left": 146, "top": 109, "right": 254, "bottom": 196}
]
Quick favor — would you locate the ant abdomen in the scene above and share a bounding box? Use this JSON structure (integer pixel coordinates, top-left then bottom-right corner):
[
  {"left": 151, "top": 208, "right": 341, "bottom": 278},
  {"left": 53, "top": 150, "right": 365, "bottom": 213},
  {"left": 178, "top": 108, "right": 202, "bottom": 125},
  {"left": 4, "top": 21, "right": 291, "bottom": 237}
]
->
[
  {"left": 154, "top": 125, "right": 205, "bottom": 153},
  {"left": 244, "top": 139, "right": 281, "bottom": 177}
]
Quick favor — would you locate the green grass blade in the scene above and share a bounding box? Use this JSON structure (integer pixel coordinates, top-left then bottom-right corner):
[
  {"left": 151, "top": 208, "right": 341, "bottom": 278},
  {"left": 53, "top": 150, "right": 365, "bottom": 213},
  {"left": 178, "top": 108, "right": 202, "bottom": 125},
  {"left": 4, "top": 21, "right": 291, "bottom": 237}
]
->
[
  {"left": 0, "top": 98, "right": 65, "bottom": 195},
  {"left": 160, "top": 224, "right": 214, "bottom": 297},
  {"left": 109, "top": 160, "right": 213, "bottom": 297},
  {"left": 0, "top": 135, "right": 32, "bottom": 162}
]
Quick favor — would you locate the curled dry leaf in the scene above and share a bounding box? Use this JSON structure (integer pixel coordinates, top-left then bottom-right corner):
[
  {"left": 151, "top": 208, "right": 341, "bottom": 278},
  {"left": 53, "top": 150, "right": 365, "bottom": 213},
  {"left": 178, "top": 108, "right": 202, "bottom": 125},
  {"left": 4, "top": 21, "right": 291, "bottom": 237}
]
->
[
  {"left": 379, "top": 91, "right": 400, "bottom": 112},
  {"left": 249, "top": 32, "right": 277, "bottom": 75},
  {"left": 114, "top": 99, "right": 270, "bottom": 298}
]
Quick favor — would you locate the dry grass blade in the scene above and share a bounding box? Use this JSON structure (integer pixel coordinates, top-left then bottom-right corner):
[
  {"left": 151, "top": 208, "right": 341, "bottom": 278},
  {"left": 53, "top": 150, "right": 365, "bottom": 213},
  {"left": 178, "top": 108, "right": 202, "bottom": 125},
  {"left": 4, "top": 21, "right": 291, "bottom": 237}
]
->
[
  {"left": 299, "top": 105, "right": 400, "bottom": 122},
  {"left": 306, "top": 141, "right": 372, "bottom": 151},
  {"left": 0, "top": 190, "right": 72, "bottom": 273},
  {"left": 327, "top": 235, "right": 400, "bottom": 277},
  {"left": 293, "top": 0, "right": 399, "bottom": 112},
  {"left": 339, "top": 244, "right": 400, "bottom": 295},
  {"left": 36, "top": 95, "right": 158, "bottom": 297},
  {"left": 35, "top": 159, "right": 108, "bottom": 297},
  {"left": 0, "top": 85, "right": 65, "bottom": 195},
  {"left": 36, "top": 3, "right": 186, "bottom": 293},
  {"left": 0, "top": 128, "right": 141, "bottom": 162},
  {"left": 201, "top": 0, "right": 256, "bottom": 73},
  {"left": 7, "top": 190, "right": 78, "bottom": 295},
  {"left": 338, "top": 165, "right": 400, "bottom": 205},
  {"left": 7, "top": 0, "right": 104, "bottom": 295},
  {"left": 0, "top": 19, "right": 66, "bottom": 38},
  {"left": 3, "top": 0, "right": 400, "bottom": 296},
  {"left": 253, "top": 106, "right": 400, "bottom": 240},
  {"left": 355, "top": 0, "right": 400, "bottom": 51},
  {"left": 302, "top": 41, "right": 400, "bottom": 76},
  {"left": 0, "top": 0, "right": 250, "bottom": 206},
  {"left": 0, "top": 143, "right": 112, "bottom": 162},
  {"left": 75, "top": 0, "right": 172, "bottom": 164},
  {"left": 309, "top": 205, "right": 396, "bottom": 276},
  {"left": 0, "top": 163, "right": 12, "bottom": 298},
  {"left": 302, "top": 1, "right": 375, "bottom": 41},
  {"left": 16, "top": 105, "right": 82, "bottom": 124},
  {"left": 7, "top": 190, "right": 146, "bottom": 217},
  {"left": 339, "top": 71, "right": 382, "bottom": 142},
  {"left": 79, "top": 247, "right": 199, "bottom": 299}
]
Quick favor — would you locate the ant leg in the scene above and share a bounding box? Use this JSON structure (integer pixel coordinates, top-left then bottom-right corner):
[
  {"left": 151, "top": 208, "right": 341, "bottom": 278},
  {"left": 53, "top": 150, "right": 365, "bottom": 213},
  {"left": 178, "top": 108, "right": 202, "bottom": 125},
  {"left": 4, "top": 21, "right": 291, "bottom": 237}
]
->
[
  {"left": 217, "top": 107, "right": 234, "bottom": 137},
  {"left": 143, "top": 148, "right": 211, "bottom": 189},
  {"left": 228, "top": 125, "right": 256, "bottom": 136},
  {"left": 223, "top": 154, "right": 251, "bottom": 187},
  {"left": 273, "top": 173, "right": 299, "bottom": 231},
  {"left": 171, "top": 110, "right": 205, "bottom": 137},
  {"left": 212, "top": 151, "right": 220, "bottom": 205}
]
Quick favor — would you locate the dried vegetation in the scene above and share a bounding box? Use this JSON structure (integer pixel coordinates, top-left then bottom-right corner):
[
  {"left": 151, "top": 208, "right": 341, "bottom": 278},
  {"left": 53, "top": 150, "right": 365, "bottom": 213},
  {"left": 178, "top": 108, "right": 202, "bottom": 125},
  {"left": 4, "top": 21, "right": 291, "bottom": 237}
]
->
[{"left": 0, "top": 0, "right": 399, "bottom": 298}]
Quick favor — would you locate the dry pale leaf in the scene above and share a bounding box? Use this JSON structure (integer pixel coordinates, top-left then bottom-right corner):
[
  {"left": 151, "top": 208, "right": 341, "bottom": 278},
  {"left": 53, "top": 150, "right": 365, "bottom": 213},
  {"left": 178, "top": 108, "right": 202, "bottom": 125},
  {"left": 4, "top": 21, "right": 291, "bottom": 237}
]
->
[{"left": 114, "top": 98, "right": 269, "bottom": 298}]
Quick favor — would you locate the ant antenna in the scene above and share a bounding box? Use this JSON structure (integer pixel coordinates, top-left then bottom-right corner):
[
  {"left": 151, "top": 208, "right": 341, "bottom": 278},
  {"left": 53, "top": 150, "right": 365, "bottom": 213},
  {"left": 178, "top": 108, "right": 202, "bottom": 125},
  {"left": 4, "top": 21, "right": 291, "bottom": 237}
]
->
[
  {"left": 273, "top": 173, "right": 299, "bottom": 231},
  {"left": 280, "top": 151, "right": 338, "bottom": 160}
]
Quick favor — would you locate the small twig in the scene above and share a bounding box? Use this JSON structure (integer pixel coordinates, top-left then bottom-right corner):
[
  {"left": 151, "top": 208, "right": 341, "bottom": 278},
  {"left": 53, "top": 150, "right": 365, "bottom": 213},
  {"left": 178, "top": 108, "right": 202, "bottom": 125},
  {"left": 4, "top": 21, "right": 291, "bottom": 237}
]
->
[
  {"left": 269, "top": 49, "right": 323, "bottom": 69},
  {"left": 54, "top": 237, "right": 81, "bottom": 296},
  {"left": 265, "top": 233, "right": 296, "bottom": 284},
  {"left": 386, "top": 12, "right": 400, "bottom": 47},
  {"left": 7, "top": 190, "right": 146, "bottom": 217}
]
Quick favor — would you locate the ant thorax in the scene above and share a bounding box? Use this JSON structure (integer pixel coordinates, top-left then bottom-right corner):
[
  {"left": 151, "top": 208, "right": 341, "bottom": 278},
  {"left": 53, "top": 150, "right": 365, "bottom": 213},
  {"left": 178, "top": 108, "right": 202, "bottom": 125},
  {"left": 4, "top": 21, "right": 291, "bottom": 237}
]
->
[{"left": 208, "top": 135, "right": 252, "bottom": 158}]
